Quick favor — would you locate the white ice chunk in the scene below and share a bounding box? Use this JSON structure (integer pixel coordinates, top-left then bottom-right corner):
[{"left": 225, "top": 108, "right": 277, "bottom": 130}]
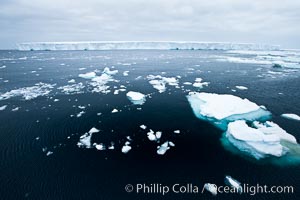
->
[
  {"left": 126, "top": 91, "right": 146, "bottom": 105},
  {"left": 225, "top": 120, "right": 297, "bottom": 159},
  {"left": 111, "top": 109, "right": 118, "bottom": 113},
  {"left": 89, "top": 127, "right": 100, "bottom": 134},
  {"left": 78, "top": 72, "right": 96, "bottom": 79},
  {"left": 203, "top": 183, "right": 217, "bottom": 196},
  {"left": 187, "top": 92, "right": 270, "bottom": 129},
  {"left": 140, "top": 125, "right": 147, "bottom": 130},
  {"left": 235, "top": 86, "right": 248, "bottom": 90},
  {"left": 225, "top": 176, "right": 242, "bottom": 193},
  {"left": 157, "top": 141, "right": 170, "bottom": 155},
  {"left": 103, "top": 67, "right": 118, "bottom": 75},
  {"left": 281, "top": 113, "right": 300, "bottom": 121},
  {"left": 121, "top": 145, "right": 131, "bottom": 154},
  {"left": 0, "top": 105, "right": 7, "bottom": 111}
]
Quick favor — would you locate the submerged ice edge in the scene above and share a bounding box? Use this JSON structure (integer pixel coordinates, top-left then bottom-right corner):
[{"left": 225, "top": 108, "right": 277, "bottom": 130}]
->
[
  {"left": 186, "top": 92, "right": 300, "bottom": 163},
  {"left": 17, "top": 41, "right": 280, "bottom": 51}
]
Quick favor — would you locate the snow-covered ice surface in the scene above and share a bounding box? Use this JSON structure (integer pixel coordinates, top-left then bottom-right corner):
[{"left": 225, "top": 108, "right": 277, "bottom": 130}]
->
[
  {"left": 187, "top": 92, "right": 271, "bottom": 130},
  {"left": 126, "top": 91, "right": 146, "bottom": 105}
]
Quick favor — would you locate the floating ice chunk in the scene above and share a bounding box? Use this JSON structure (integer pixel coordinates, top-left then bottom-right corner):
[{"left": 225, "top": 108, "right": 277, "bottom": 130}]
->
[
  {"left": 121, "top": 145, "right": 131, "bottom": 154},
  {"left": 157, "top": 141, "right": 170, "bottom": 155},
  {"left": 155, "top": 131, "right": 162, "bottom": 140},
  {"left": 183, "top": 82, "right": 192, "bottom": 85},
  {"left": 147, "top": 129, "right": 156, "bottom": 141},
  {"left": 149, "top": 79, "right": 166, "bottom": 93},
  {"left": 77, "top": 128, "right": 100, "bottom": 148},
  {"left": 123, "top": 71, "right": 129, "bottom": 76},
  {"left": 95, "top": 143, "right": 105, "bottom": 150},
  {"left": 0, "top": 83, "right": 55, "bottom": 101},
  {"left": 79, "top": 67, "right": 86, "bottom": 71},
  {"left": 111, "top": 109, "right": 118, "bottom": 113},
  {"left": 281, "top": 113, "right": 300, "bottom": 121},
  {"left": 58, "top": 83, "right": 85, "bottom": 94},
  {"left": 0, "top": 105, "right": 7, "bottom": 111},
  {"left": 68, "top": 79, "right": 76, "bottom": 83},
  {"left": 225, "top": 120, "right": 297, "bottom": 159},
  {"left": 168, "top": 141, "right": 175, "bottom": 147},
  {"left": 11, "top": 107, "right": 20, "bottom": 112},
  {"left": 235, "top": 86, "right": 248, "bottom": 90},
  {"left": 126, "top": 91, "right": 146, "bottom": 105},
  {"left": 46, "top": 151, "right": 53, "bottom": 156},
  {"left": 174, "top": 130, "right": 180, "bottom": 134},
  {"left": 0, "top": 65, "right": 6, "bottom": 69},
  {"left": 187, "top": 92, "right": 271, "bottom": 130},
  {"left": 140, "top": 125, "right": 147, "bottom": 130},
  {"left": 192, "top": 78, "right": 209, "bottom": 88},
  {"left": 225, "top": 176, "right": 242, "bottom": 193},
  {"left": 103, "top": 67, "right": 118, "bottom": 75},
  {"left": 76, "top": 111, "right": 85, "bottom": 118},
  {"left": 203, "top": 183, "right": 217, "bottom": 196},
  {"left": 162, "top": 77, "right": 178, "bottom": 86},
  {"left": 78, "top": 72, "right": 96, "bottom": 79},
  {"left": 89, "top": 127, "right": 100, "bottom": 134},
  {"left": 54, "top": 99, "right": 59, "bottom": 102}
]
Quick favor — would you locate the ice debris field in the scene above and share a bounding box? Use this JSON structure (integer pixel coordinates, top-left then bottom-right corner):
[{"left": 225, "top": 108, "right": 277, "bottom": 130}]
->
[{"left": 1, "top": 46, "right": 300, "bottom": 166}]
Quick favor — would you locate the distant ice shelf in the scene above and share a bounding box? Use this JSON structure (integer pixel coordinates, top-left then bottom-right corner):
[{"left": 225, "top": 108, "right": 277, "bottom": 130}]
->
[{"left": 17, "top": 41, "right": 280, "bottom": 51}]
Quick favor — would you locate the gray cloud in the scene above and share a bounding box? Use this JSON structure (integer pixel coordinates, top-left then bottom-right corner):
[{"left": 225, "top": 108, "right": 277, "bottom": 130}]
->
[{"left": 0, "top": 0, "right": 300, "bottom": 49}]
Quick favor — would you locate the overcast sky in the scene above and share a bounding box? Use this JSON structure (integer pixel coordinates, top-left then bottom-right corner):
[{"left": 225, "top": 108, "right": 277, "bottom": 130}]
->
[{"left": 1, "top": 0, "right": 300, "bottom": 49}]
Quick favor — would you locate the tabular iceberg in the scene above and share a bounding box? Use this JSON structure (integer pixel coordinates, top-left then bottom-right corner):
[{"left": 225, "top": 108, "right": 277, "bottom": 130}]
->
[{"left": 17, "top": 41, "right": 280, "bottom": 51}]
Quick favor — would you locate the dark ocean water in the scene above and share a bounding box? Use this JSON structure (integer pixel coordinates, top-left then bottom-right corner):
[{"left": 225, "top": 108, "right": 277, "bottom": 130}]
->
[{"left": 0, "top": 50, "right": 300, "bottom": 200}]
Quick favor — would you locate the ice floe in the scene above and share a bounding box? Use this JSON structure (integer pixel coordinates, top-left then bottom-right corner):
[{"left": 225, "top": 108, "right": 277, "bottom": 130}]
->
[
  {"left": 0, "top": 83, "right": 55, "bottom": 101},
  {"left": 126, "top": 91, "right": 146, "bottom": 105},
  {"left": 0, "top": 105, "right": 7, "bottom": 111},
  {"left": 77, "top": 127, "right": 100, "bottom": 148},
  {"left": 78, "top": 72, "right": 96, "bottom": 79},
  {"left": 140, "top": 125, "right": 147, "bottom": 130},
  {"left": 281, "top": 113, "right": 300, "bottom": 121},
  {"left": 192, "top": 78, "right": 209, "bottom": 88},
  {"left": 147, "top": 75, "right": 179, "bottom": 93},
  {"left": 225, "top": 120, "right": 297, "bottom": 159},
  {"left": 235, "top": 86, "right": 248, "bottom": 90},
  {"left": 187, "top": 92, "right": 271, "bottom": 130},
  {"left": 111, "top": 109, "right": 118, "bottom": 113},
  {"left": 157, "top": 141, "right": 174, "bottom": 155}
]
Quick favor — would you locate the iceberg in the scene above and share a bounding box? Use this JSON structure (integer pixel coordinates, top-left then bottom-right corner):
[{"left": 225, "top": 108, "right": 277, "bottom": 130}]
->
[
  {"left": 186, "top": 92, "right": 271, "bottom": 130},
  {"left": 58, "top": 83, "right": 85, "bottom": 94},
  {"left": 281, "top": 113, "right": 300, "bottom": 121},
  {"left": 17, "top": 41, "right": 280, "bottom": 51},
  {"left": 126, "top": 91, "right": 146, "bottom": 105},
  {"left": 224, "top": 120, "right": 297, "bottom": 159}
]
